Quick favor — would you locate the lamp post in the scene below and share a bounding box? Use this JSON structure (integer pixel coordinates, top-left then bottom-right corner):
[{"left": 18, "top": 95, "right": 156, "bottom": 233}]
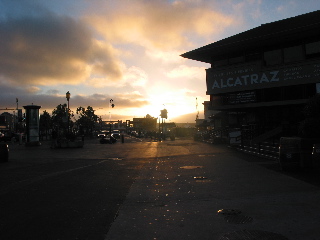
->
[
  {"left": 109, "top": 99, "right": 114, "bottom": 134},
  {"left": 66, "top": 91, "right": 71, "bottom": 134}
]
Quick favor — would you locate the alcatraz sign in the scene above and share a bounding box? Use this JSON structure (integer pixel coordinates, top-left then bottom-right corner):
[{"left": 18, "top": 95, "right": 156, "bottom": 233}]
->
[
  {"left": 206, "top": 62, "right": 320, "bottom": 94},
  {"left": 213, "top": 71, "right": 279, "bottom": 88}
]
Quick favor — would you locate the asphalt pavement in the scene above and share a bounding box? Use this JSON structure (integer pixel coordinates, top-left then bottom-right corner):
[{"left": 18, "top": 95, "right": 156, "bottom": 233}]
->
[
  {"left": 1, "top": 136, "right": 320, "bottom": 240},
  {"left": 105, "top": 138, "right": 320, "bottom": 240},
  {"left": 0, "top": 137, "right": 148, "bottom": 240}
]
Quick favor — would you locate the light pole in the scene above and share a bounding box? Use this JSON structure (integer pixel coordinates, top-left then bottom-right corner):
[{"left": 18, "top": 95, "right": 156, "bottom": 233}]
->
[
  {"left": 160, "top": 108, "right": 167, "bottom": 141},
  {"left": 66, "top": 91, "right": 71, "bottom": 134},
  {"left": 109, "top": 99, "right": 114, "bottom": 133},
  {"left": 15, "top": 98, "right": 18, "bottom": 132}
]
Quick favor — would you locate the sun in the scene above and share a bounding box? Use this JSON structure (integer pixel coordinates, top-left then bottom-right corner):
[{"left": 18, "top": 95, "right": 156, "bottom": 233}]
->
[{"left": 133, "top": 92, "right": 196, "bottom": 120}]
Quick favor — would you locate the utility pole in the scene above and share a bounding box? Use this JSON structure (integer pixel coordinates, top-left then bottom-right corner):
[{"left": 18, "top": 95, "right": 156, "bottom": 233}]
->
[
  {"left": 15, "top": 98, "right": 18, "bottom": 132},
  {"left": 109, "top": 99, "right": 114, "bottom": 133}
]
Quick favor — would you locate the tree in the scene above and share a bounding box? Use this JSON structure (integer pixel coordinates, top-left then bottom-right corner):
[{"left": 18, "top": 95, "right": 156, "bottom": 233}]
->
[
  {"left": 40, "top": 110, "right": 52, "bottom": 139},
  {"left": 299, "top": 94, "right": 320, "bottom": 138},
  {"left": 302, "top": 93, "right": 320, "bottom": 118},
  {"left": 76, "top": 106, "right": 98, "bottom": 135},
  {"left": 51, "top": 104, "right": 74, "bottom": 131}
]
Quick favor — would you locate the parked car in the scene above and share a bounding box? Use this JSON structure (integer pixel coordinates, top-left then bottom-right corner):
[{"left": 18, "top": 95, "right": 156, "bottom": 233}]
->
[
  {"left": 130, "top": 131, "right": 137, "bottom": 137},
  {"left": 13, "top": 133, "right": 25, "bottom": 142},
  {"left": 100, "top": 134, "right": 117, "bottom": 144},
  {"left": 0, "top": 131, "right": 25, "bottom": 142},
  {"left": 136, "top": 132, "right": 144, "bottom": 138},
  {"left": 98, "top": 131, "right": 109, "bottom": 138},
  {"left": 0, "top": 132, "right": 4, "bottom": 142},
  {"left": 112, "top": 130, "right": 121, "bottom": 139},
  {"left": 0, "top": 143, "right": 9, "bottom": 162}
]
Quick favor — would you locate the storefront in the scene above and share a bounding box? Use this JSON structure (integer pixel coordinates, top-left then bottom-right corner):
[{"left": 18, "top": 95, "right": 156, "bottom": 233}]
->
[{"left": 182, "top": 10, "right": 320, "bottom": 141}]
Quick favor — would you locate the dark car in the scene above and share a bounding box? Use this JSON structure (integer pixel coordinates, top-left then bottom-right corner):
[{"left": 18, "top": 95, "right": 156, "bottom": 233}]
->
[
  {"left": 0, "top": 132, "right": 4, "bottom": 142},
  {"left": 0, "top": 143, "right": 9, "bottom": 162},
  {"left": 100, "top": 134, "right": 117, "bottom": 144},
  {"left": 13, "top": 133, "right": 25, "bottom": 142},
  {"left": 0, "top": 131, "right": 12, "bottom": 142}
]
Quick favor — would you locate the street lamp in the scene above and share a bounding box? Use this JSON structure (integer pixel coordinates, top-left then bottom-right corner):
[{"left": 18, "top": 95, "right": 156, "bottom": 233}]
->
[
  {"left": 66, "top": 91, "right": 71, "bottom": 101},
  {"left": 109, "top": 99, "right": 114, "bottom": 133},
  {"left": 66, "top": 91, "right": 71, "bottom": 134}
]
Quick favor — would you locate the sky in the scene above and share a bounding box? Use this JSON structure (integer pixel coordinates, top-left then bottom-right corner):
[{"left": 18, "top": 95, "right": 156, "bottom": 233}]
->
[{"left": 1, "top": 0, "right": 320, "bottom": 123}]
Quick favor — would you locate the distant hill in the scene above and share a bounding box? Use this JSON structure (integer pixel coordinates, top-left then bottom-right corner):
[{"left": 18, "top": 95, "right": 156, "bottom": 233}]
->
[
  {"left": 175, "top": 123, "right": 196, "bottom": 128},
  {"left": 171, "top": 112, "right": 199, "bottom": 123}
]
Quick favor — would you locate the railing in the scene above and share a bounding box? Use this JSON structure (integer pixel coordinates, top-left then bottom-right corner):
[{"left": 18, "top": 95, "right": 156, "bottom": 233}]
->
[
  {"left": 238, "top": 125, "right": 283, "bottom": 159},
  {"left": 239, "top": 141, "right": 279, "bottom": 159},
  {"left": 198, "top": 125, "right": 282, "bottom": 159}
]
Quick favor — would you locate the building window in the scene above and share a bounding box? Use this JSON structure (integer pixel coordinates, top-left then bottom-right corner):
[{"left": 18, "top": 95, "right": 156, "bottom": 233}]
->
[
  {"left": 246, "top": 52, "right": 261, "bottom": 62},
  {"left": 228, "top": 56, "right": 244, "bottom": 64},
  {"left": 213, "top": 59, "right": 228, "bottom": 67},
  {"left": 258, "top": 87, "right": 282, "bottom": 102},
  {"left": 282, "top": 85, "right": 303, "bottom": 100},
  {"left": 283, "top": 45, "right": 304, "bottom": 63},
  {"left": 306, "top": 41, "right": 320, "bottom": 58},
  {"left": 264, "top": 49, "right": 282, "bottom": 66}
]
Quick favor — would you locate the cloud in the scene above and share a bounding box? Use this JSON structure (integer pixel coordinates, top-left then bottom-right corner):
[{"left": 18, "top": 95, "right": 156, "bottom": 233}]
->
[
  {"left": 0, "top": 0, "right": 234, "bottom": 121},
  {"left": 0, "top": 15, "right": 88, "bottom": 85},
  {"left": 85, "top": 0, "right": 236, "bottom": 51},
  {"left": 89, "top": 39, "right": 123, "bottom": 79},
  {"left": 46, "top": 89, "right": 60, "bottom": 95},
  {"left": 123, "top": 66, "right": 148, "bottom": 86},
  {"left": 145, "top": 49, "right": 184, "bottom": 64},
  {"left": 275, "top": 1, "right": 298, "bottom": 15},
  {"left": 116, "top": 91, "right": 145, "bottom": 100},
  {"left": 166, "top": 64, "right": 206, "bottom": 79},
  {"left": 67, "top": 91, "right": 150, "bottom": 110},
  {"left": 0, "top": 14, "right": 124, "bottom": 87},
  {"left": 26, "top": 86, "right": 41, "bottom": 93},
  {"left": 86, "top": 64, "right": 147, "bottom": 88}
]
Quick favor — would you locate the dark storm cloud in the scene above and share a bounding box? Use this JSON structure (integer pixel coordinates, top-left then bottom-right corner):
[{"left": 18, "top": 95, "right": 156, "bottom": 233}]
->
[
  {"left": 0, "top": 13, "right": 123, "bottom": 86},
  {"left": 0, "top": 76, "right": 149, "bottom": 117},
  {"left": 0, "top": 82, "right": 61, "bottom": 110}
]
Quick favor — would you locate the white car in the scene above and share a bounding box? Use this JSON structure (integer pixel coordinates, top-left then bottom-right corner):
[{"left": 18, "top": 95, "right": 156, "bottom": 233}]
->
[
  {"left": 98, "top": 131, "right": 109, "bottom": 138},
  {"left": 112, "top": 130, "right": 121, "bottom": 139}
]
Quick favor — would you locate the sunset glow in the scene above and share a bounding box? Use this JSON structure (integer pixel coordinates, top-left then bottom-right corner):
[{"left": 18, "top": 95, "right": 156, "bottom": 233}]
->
[{"left": 1, "top": 0, "right": 320, "bottom": 122}]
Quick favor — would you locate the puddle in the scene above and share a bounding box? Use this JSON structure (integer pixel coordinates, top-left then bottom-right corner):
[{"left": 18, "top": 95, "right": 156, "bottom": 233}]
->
[
  {"left": 180, "top": 166, "right": 203, "bottom": 169},
  {"left": 217, "top": 209, "right": 241, "bottom": 215},
  {"left": 225, "top": 215, "right": 253, "bottom": 224},
  {"left": 193, "top": 176, "right": 207, "bottom": 179},
  {"left": 195, "top": 180, "right": 211, "bottom": 183},
  {"left": 219, "top": 230, "right": 288, "bottom": 240}
]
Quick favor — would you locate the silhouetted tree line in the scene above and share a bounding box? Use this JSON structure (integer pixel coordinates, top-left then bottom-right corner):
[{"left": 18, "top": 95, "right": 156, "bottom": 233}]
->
[{"left": 40, "top": 104, "right": 99, "bottom": 139}]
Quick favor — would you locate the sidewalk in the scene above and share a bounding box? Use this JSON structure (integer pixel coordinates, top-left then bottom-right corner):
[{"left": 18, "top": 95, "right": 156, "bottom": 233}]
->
[{"left": 105, "top": 139, "right": 320, "bottom": 240}]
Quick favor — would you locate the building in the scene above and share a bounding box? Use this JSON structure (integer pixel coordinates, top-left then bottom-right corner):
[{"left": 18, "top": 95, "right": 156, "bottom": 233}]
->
[
  {"left": 182, "top": 10, "right": 320, "bottom": 142},
  {"left": 132, "top": 117, "right": 157, "bottom": 132}
]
